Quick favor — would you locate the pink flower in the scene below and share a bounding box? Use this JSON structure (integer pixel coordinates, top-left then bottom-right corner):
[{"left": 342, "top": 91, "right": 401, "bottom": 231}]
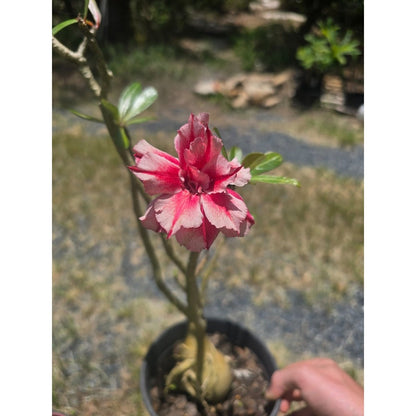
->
[{"left": 129, "top": 113, "right": 254, "bottom": 252}]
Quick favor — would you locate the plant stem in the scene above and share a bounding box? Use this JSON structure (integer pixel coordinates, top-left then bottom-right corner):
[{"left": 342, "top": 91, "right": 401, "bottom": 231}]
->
[
  {"left": 128, "top": 174, "right": 189, "bottom": 317},
  {"left": 185, "top": 251, "right": 206, "bottom": 397}
]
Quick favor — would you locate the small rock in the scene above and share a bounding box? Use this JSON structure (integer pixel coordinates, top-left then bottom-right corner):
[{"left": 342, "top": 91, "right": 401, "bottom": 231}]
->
[
  {"left": 263, "top": 95, "right": 282, "bottom": 108},
  {"left": 184, "top": 401, "right": 198, "bottom": 416},
  {"left": 243, "top": 80, "right": 275, "bottom": 104},
  {"left": 250, "top": 0, "right": 280, "bottom": 12},
  {"left": 193, "top": 80, "right": 221, "bottom": 96},
  {"left": 231, "top": 91, "right": 250, "bottom": 109},
  {"left": 272, "top": 69, "right": 294, "bottom": 87}
]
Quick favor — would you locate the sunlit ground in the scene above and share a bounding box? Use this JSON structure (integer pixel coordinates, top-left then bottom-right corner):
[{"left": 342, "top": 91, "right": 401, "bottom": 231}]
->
[{"left": 52, "top": 43, "right": 363, "bottom": 415}]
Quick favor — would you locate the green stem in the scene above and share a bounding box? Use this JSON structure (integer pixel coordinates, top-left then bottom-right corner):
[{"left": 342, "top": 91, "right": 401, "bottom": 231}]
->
[{"left": 185, "top": 251, "right": 206, "bottom": 397}]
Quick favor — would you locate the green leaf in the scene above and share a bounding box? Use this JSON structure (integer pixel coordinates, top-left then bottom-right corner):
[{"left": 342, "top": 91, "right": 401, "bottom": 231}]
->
[
  {"left": 249, "top": 152, "right": 283, "bottom": 176},
  {"left": 83, "top": 0, "right": 89, "bottom": 18},
  {"left": 242, "top": 152, "right": 264, "bottom": 168},
  {"left": 120, "top": 127, "right": 130, "bottom": 149},
  {"left": 70, "top": 109, "right": 103, "bottom": 123},
  {"left": 52, "top": 18, "right": 78, "bottom": 36},
  {"left": 221, "top": 146, "right": 228, "bottom": 160},
  {"left": 118, "top": 83, "right": 142, "bottom": 117},
  {"left": 101, "top": 99, "right": 120, "bottom": 124},
  {"left": 125, "top": 116, "right": 155, "bottom": 126},
  {"left": 228, "top": 146, "right": 243, "bottom": 162},
  {"left": 118, "top": 83, "right": 158, "bottom": 123},
  {"left": 213, "top": 127, "right": 223, "bottom": 140},
  {"left": 250, "top": 175, "right": 300, "bottom": 186}
]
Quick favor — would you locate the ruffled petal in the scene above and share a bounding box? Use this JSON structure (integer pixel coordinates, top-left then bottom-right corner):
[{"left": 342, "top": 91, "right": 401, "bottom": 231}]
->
[
  {"left": 221, "top": 189, "right": 255, "bottom": 237},
  {"left": 130, "top": 152, "right": 182, "bottom": 195},
  {"left": 229, "top": 164, "right": 251, "bottom": 187},
  {"left": 175, "top": 217, "right": 220, "bottom": 252},
  {"left": 132, "top": 139, "right": 179, "bottom": 165},
  {"left": 200, "top": 192, "right": 247, "bottom": 233},
  {"left": 175, "top": 221, "right": 219, "bottom": 252},
  {"left": 175, "top": 113, "right": 209, "bottom": 166},
  {"left": 185, "top": 131, "right": 223, "bottom": 173},
  {"left": 140, "top": 199, "right": 165, "bottom": 233},
  {"left": 154, "top": 190, "right": 203, "bottom": 237}
]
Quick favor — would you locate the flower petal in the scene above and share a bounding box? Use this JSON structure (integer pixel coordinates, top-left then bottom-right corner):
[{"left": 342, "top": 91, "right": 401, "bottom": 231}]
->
[
  {"left": 154, "top": 190, "right": 203, "bottom": 236},
  {"left": 222, "top": 189, "right": 255, "bottom": 237},
  {"left": 185, "top": 131, "right": 223, "bottom": 173},
  {"left": 175, "top": 113, "right": 209, "bottom": 166},
  {"left": 133, "top": 139, "right": 179, "bottom": 165},
  {"left": 200, "top": 191, "right": 247, "bottom": 233},
  {"left": 175, "top": 219, "right": 220, "bottom": 252},
  {"left": 130, "top": 152, "right": 182, "bottom": 195},
  {"left": 140, "top": 199, "right": 164, "bottom": 233},
  {"left": 230, "top": 164, "right": 251, "bottom": 187}
]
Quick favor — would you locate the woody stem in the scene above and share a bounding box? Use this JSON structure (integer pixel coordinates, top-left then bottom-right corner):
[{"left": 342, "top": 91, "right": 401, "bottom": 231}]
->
[{"left": 185, "top": 251, "right": 206, "bottom": 397}]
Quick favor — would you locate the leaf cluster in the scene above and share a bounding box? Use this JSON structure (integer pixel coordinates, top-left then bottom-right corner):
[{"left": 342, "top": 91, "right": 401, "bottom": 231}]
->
[
  {"left": 221, "top": 143, "right": 300, "bottom": 187},
  {"left": 72, "top": 82, "right": 158, "bottom": 149},
  {"left": 296, "top": 19, "right": 361, "bottom": 74}
]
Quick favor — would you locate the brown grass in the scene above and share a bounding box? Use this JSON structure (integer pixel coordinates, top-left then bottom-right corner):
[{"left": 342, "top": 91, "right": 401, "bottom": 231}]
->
[{"left": 52, "top": 90, "right": 363, "bottom": 416}]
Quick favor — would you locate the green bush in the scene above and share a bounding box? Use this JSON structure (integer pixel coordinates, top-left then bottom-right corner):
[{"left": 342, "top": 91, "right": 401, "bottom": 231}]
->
[
  {"left": 280, "top": 0, "right": 363, "bottom": 43},
  {"left": 296, "top": 19, "right": 361, "bottom": 74}
]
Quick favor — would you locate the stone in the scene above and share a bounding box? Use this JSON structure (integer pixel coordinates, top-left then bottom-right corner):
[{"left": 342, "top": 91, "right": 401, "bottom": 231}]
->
[
  {"left": 193, "top": 80, "right": 221, "bottom": 96},
  {"left": 231, "top": 91, "right": 250, "bottom": 109},
  {"left": 243, "top": 79, "right": 275, "bottom": 104},
  {"left": 263, "top": 95, "right": 282, "bottom": 107},
  {"left": 196, "top": 69, "right": 296, "bottom": 108},
  {"left": 249, "top": 0, "right": 281, "bottom": 12}
]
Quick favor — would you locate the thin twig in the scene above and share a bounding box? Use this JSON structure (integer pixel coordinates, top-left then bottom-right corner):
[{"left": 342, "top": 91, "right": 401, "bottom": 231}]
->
[
  {"left": 173, "top": 271, "right": 186, "bottom": 292},
  {"left": 132, "top": 178, "right": 187, "bottom": 275},
  {"left": 52, "top": 32, "right": 102, "bottom": 98},
  {"left": 77, "top": 19, "right": 112, "bottom": 98},
  {"left": 52, "top": 36, "right": 86, "bottom": 64},
  {"left": 129, "top": 173, "right": 188, "bottom": 316},
  {"left": 201, "top": 236, "right": 225, "bottom": 300}
]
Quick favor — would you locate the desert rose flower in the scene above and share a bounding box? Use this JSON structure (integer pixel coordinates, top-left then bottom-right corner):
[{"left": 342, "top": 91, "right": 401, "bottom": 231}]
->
[{"left": 129, "top": 113, "right": 254, "bottom": 252}]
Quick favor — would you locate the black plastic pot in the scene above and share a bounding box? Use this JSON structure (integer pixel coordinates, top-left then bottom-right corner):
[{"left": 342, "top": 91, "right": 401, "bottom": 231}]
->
[{"left": 140, "top": 316, "right": 281, "bottom": 416}]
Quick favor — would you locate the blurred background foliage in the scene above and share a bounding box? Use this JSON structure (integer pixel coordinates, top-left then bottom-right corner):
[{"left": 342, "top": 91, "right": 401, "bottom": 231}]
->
[
  {"left": 52, "top": 0, "right": 363, "bottom": 75},
  {"left": 279, "top": 0, "right": 363, "bottom": 43}
]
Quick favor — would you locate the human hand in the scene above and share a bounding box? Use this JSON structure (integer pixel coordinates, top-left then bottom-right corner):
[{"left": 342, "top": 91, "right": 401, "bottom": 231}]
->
[{"left": 265, "top": 358, "right": 363, "bottom": 416}]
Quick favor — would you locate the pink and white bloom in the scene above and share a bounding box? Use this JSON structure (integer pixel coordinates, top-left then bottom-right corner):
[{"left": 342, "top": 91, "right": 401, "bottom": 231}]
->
[{"left": 129, "top": 113, "right": 254, "bottom": 252}]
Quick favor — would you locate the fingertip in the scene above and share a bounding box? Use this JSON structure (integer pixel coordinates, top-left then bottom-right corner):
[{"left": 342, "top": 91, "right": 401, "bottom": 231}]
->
[
  {"left": 279, "top": 399, "right": 291, "bottom": 413},
  {"left": 265, "top": 387, "right": 280, "bottom": 401}
]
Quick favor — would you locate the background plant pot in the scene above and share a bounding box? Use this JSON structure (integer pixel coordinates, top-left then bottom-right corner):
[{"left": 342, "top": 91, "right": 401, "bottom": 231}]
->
[{"left": 140, "top": 316, "right": 281, "bottom": 416}]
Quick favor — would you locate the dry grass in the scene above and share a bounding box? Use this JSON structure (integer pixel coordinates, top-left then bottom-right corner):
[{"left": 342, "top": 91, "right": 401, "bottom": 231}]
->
[
  {"left": 52, "top": 101, "right": 363, "bottom": 415},
  {"left": 270, "top": 109, "right": 364, "bottom": 148},
  {"left": 221, "top": 164, "right": 364, "bottom": 308}
]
